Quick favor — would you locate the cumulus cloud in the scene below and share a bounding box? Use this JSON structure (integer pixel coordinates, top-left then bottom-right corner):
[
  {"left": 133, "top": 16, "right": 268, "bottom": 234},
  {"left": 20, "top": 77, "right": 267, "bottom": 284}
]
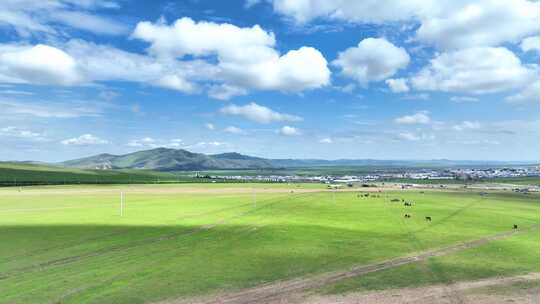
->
[
  {"left": 61, "top": 134, "right": 108, "bottom": 146},
  {"left": 394, "top": 111, "right": 431, "bottom": 125},
  {"left": 0, "top": 40, "right": 207, "bottom": 92},
  {"left": 279, "top": 126, "right": 301, "bottom": 136},
  {"left": 269, "top": 1, "right": 540, "bottom": 50},
  {"left": 132, "top": 17, "right": 330, "bottom": 97},
  {"left": 411, "top": 47, "right": 536, "bottom": 94},
  {"left": 220, "top": 102, "right": 302, "bottom": 124},
  {"left": 270, "top": 0, "right": 425, "bottom": 24},
  {"left": 64, "top": 39, "right": 206, "bottom": 93},
  {"left": 386, "top": 78, "right": 410, "bottom": 93},
  {"left": 333, "top": 38, "right": 410, "bottom": 84},
  {"left": 0, "top": 17, "right": 331, "bottom": 97},
  {"left": 205, "top": 123, "right": 215, "bottom": 130},
  {"left": 416, "top": 0, "right": 540, "bottom": 50},
  {"left": 0, "top": 44, "right": 81, "bottom": 85}
]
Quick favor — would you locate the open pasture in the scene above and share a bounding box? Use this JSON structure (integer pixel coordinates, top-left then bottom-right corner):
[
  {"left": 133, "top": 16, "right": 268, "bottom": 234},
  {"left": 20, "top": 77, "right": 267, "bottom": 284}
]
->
[{"left": 1, "top": 184, "right": 539, "bottom": 303}]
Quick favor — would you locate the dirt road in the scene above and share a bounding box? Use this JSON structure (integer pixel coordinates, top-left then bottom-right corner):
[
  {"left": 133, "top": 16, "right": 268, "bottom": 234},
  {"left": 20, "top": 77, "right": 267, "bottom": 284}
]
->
[{"left": 163, "top": 224, "right": 540, "bottom": 304}]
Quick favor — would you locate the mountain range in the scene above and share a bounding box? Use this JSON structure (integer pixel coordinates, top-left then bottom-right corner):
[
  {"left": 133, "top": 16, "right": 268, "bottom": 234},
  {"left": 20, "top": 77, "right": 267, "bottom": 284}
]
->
[{"left": 59, "top": 148, "right": 536, "bottom": 171}]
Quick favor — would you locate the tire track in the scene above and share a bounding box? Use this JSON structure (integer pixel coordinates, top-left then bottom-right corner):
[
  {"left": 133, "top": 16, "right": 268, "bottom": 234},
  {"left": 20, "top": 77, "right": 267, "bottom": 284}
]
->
[
  {"left": 191, "top": 224, "right": 540, "bottom": 304},
  {"left": 49, "top": 193, "right": 322, "bottom": 304}
]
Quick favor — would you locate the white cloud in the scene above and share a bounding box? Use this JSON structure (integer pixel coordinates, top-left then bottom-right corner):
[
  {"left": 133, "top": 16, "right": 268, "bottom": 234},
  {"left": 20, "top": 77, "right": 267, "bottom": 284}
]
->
[
  {"left": 127, "top": 137, "right": 156, "bottom": 148},
  {"left": 394, "top": 111, "right": 431, "bottom": 125},
  {"left": 0, "top": 99, "right": 102, "bottom": 118},
  {"left": 166, "top": 139, "right": 184, "bottom": 148},
  {"left": 223, "top": 126, "right": 244, "bottom": 134},
  {"left": 453, "top": 121, "right": 481, "bottom": 131},
  {"left": 319, "top": 137, "right": 333, "bottom": 144},
  {"left": 220, "top": 102, "right": 302, "bottom": 124},
  {"left": 451, "top": 96, "right": 479, "bottom": 103},
  {"left": 0, "top": 44, "right": 81, "bottom": 85},
  {"left": 0, "top": 40, "right": 209, "bottom": 93},
  {"left": 205, "top": 123, "right": 215, "bottom": 130},
  {"left": 0, "top": 0, "right": 127, "bottom": 37},
  {"left": 398, "top": 131, "right": 435, "bottom": 141},
  {"left": 416, "top": 0, "right": 540, "bottom": 50},
  {"left": 505, "top": 80, "right": 540, "bottom": 103},
  {"left": 333, "top": 38, "right": 410, "bottom": 84},
  {"left": 521, "top": 36, "right": 540, "bottom": 53},
  {"left": 0, "top": 126, "right": 46, "bottom": 141},
  {"left": 0, "top": 18, "right": 330, "bottom": 97},
  {"left": 279, "top": 126, "right": 301, "bottom": 136},
  {"left": 127, "top": 137, "right": 184, "bottom": 149},
  {"left": 0, "top": 90, "right": 34, "bottom": 96},
  {"left": 270, "top": 0, "right": 425, "bottom": 24},
  {"left": 386, "top": 78, "right": 410, "bottom": 93},
  {"left": 64, "top": 39, "right": 206, "bottom": 93},
  {"left": 208, "top": 84, "right": 247, "bottom": 100},
  {"left": 48, "top": 10, "right": 128, "bottom": 36},
  {"left": 188, "top": 141, "right": 226, "bottom": 148},
  {"left": 270, "top": 1, "right": 540, "bottom": 50},
  {"left": 61, "top": 134, "right": 108, "bottom": 146},
  {"left": 411, "top": 47, "right": 537, "bottom": 94},
  {"left": 398, "top": 132, "right": 421, "bottom": 141},
  {"left": 132, "top": 17, "right": 330, "bottom": 97},
  {"left": 155, "top": 74, "right": 197, "bottom": 93}
]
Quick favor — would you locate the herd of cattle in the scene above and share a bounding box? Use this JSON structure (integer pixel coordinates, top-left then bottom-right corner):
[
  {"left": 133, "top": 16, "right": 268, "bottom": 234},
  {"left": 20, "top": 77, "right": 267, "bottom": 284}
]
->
[{"left": 357, "top": 192, "right": 518, "bottom": 229}]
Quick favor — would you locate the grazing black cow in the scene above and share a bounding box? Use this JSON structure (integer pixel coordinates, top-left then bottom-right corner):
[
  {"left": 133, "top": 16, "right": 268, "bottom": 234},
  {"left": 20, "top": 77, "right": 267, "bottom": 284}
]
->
[
  {"left": 425, "top": 216, "right": 432, "bottom": 221},
  {"left": 404, "top": 202, "right": 412, "bottom": 206},
  {"left": 513, "top": 224, "right": 518, "bottom": 230},
  {"left": 404, "top": 214, "right": 411, "bottom": 218}
]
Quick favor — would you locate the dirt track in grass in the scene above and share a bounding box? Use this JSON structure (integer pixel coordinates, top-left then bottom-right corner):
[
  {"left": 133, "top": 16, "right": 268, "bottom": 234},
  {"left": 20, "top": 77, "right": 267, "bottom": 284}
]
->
[
  {"left": 161, "top": 224, "right": 540, "bottom": 304},
  {"left": 298, "top": 272, "right": 540, "bottom": 304}
]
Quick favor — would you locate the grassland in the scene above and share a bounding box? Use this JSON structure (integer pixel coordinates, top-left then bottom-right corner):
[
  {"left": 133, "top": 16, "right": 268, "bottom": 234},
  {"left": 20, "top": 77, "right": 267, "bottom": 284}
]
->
[
  {"left": 0, "top": 162, "right": 189, "bottom": 186},
  {"left": 1, "top": 184, "right": 539, "bottom": 303}
]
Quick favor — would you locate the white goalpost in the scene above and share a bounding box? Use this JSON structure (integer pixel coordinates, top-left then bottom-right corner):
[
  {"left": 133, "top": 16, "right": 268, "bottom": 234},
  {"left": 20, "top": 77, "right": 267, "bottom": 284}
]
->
[
  {"left": 252, "top": 187, "right": 257, "bottom": 208},
  {"left": 120, "top": 191, "right": 124, "bottom": 217}
]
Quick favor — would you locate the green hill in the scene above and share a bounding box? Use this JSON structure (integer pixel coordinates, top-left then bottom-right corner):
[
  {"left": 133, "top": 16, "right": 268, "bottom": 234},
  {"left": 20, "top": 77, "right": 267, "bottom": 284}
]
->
[{"left": 61, "top": 148, "right": 274, "bottom": 171}]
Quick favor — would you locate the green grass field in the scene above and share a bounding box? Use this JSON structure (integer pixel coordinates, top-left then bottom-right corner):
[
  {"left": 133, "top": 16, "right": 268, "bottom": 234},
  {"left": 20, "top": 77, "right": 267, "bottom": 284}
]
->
[
  {"left": 1, "top": 184, "right": 539, "bottom": 303},
  {"left": 0, "top": 162, "right": 189, "bottom": 186}
]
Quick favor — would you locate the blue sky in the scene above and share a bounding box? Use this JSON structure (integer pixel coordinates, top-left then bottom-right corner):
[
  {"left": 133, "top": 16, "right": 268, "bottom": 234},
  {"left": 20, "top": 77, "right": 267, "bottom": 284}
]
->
[{"left": 1, "top": 0, "right": 540, "bottom": 162}]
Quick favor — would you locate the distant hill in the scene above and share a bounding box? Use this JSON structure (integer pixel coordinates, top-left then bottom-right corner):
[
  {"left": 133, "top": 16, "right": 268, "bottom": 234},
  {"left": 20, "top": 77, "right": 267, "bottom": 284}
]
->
[
  {"left": 61, "top": 148, "right": 274, "bottom": 171},
  {"left": 59, "top": 148, "right": 537, "bottom": 172}
]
